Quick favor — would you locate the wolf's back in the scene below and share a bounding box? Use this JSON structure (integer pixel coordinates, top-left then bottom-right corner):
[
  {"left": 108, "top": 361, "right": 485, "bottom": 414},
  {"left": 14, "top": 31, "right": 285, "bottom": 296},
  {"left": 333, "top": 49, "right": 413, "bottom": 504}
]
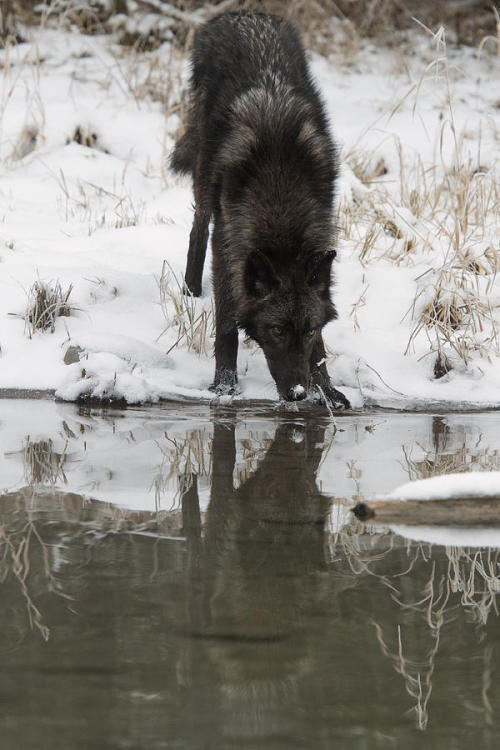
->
[
  {"left": 170, "top": 12, "right": 325, "bottom": 177},
  {"left": 191, "top": 12, "right": 311, "bottom": 97}
]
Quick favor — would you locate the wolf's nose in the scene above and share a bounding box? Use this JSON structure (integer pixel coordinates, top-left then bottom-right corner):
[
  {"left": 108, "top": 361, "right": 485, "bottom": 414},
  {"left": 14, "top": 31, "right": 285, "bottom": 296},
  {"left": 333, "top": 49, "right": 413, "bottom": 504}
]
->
[{"left": 287, "top": 384, "right": 307, "bottom": 401}]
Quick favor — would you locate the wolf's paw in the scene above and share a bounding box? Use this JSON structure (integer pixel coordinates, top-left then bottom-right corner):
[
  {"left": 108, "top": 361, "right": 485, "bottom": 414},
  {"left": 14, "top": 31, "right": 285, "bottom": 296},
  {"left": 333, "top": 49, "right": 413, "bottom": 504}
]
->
[
  {"left": 329, "top": 389, "right": 351, "bottom": 410},
  {"left": 209, "top": 382, "right": 239, "bottom": 397},
  {"left": 209, "top": 368, "right": 239, "bottom": 397},
  {"left": 311, "top": 384, "right": 351, "bottom": 410},
  {"left": 182, "top": 280, "right": 202, "bottom": 298}
]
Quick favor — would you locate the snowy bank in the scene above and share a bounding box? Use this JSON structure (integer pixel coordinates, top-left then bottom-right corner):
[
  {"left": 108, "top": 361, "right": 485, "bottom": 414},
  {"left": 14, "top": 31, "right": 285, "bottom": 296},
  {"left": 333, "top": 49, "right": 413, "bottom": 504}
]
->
[
  {"left": 386, "top": 472, "right": 500, "bottom": 548},
  {"left": 0, "top": 25, "right": 499, "bottom": 408},
  {"left": 389, "top": 471, "right": 500, "bottom": 501}
]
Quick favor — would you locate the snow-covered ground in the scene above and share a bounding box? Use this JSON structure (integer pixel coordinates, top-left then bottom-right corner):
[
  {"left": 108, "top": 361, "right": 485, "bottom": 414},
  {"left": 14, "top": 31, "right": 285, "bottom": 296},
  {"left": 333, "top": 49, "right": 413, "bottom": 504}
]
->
[{"left": 0, "top": 22, "right": 499, "bottom": 407}]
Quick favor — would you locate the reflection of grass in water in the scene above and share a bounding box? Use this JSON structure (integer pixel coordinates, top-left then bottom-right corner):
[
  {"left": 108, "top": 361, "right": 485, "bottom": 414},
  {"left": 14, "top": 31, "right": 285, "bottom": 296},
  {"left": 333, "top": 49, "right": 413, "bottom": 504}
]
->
[
  {"left": 0, "top": 516, "right": 53, "bottom": 641},
  {"left": 330, "top": 528, "right": 500, "bottom": 730},
  {"left": 22, "top": 438, "right": 68, "bottom": 486},
  {"left": 402, "top": 442, "right": 500, "bottom": 481},
  {"left": 151, "top": 430, "right": 212, "bottom": 511},
  {"left": 373, "top": 617, "right": 439, "bottom": 732},
  {"left": 236, "top": 432, "right": 274, "bottom": 487},
  {"left": 0, "top": 487, "right": 188, "bottom": 644},
  {"left": 447, "top": 546, "right": 500, "bottom": 626},
  {"left": 380, "top": 556, "right": 449, "bottom": 732},
  {"left": 401, "top": 417, "right": 500, "bottom": 481}
]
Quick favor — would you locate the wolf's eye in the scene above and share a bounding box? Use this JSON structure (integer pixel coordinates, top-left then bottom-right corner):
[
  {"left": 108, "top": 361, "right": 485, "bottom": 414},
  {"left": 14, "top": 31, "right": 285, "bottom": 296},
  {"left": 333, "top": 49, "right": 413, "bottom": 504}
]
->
[
  {"left": 271, "top": 326, "right": 284, "bottom": 336},
  {"left": 306, "top": 329, "right": 316, "bottom": 337}
]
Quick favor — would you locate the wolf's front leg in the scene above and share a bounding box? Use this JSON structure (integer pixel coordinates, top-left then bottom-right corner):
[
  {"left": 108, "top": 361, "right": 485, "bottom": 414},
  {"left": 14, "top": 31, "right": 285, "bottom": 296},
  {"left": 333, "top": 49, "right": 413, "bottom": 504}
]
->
[
  {"left": 210, "top": 250, "right": 239, "bottom": 395},
  {"left": 211, "top": 326, "right": 239, "bottom": 395},
  {"left": 310, "top": 336, "right": 350, "bottom": 410}
]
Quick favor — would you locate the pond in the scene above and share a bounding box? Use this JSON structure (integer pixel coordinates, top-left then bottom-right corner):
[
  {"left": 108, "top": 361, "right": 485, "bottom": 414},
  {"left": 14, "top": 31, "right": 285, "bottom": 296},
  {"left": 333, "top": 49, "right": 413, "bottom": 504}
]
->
[{"left": 1, "top": 399, "right": 500, "bottom": 749}]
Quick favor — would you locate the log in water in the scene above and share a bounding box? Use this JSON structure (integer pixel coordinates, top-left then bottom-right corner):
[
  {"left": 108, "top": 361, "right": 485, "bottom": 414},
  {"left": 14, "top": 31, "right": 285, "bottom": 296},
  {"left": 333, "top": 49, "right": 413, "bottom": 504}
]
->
[{"left": 352, "top": 495, "right": 500, "bottom": 526}]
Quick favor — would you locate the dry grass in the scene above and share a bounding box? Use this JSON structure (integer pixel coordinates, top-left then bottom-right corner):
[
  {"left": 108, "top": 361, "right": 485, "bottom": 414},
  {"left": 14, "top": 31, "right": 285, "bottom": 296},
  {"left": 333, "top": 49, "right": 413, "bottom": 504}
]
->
[
  {"left": 404, "top": 161, "right": 499, "bottom": 374},
  {"left": 53, "top": 166, "right": 147, "bottom": 233},
  {"left": 19, "top": 278, "right": 74, "bottom": 338},
  {"left": 6, "top": 0, "right": 500, "bottom": 53},
  {"left": 339, "top": 23, "right": 500, "bottom": 379},
  {"left": 11, "top": 123, "right": 38, "bottom": 159},
  {"left": 157, "top": 260, "right": 215, "bottom": 356}
]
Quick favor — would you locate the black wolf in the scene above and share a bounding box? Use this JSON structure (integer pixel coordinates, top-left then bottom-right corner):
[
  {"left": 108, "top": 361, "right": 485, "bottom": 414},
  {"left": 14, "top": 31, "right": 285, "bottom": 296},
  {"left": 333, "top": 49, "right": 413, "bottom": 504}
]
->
[{"left": 171, "top": 11, "right": 350, "bottom": 407}]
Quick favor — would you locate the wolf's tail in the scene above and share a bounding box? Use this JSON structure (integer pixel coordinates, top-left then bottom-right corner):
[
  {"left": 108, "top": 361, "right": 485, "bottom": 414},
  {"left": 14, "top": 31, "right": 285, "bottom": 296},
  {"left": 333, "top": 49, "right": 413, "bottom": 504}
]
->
[{"left": 170, "top": 130, "right": 194, "bottom": 176}]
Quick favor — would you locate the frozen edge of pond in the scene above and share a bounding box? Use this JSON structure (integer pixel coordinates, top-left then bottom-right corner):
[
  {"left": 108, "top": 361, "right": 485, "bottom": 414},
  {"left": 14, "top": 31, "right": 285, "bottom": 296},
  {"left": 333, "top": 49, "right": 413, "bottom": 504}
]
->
[{"left": 1, "top": 387, "right": 500, "bottom": 414}]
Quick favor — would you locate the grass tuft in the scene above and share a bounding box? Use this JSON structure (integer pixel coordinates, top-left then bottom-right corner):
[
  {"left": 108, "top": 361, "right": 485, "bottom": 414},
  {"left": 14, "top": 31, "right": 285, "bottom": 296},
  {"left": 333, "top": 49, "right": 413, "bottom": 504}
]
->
[
  {"left": 24, "top": 279, "right": 74, "bottom": 338},
  {"left": 11, "top": 124, "right": 38, "bottom": 160},
  {"left": 157, "top": 260, "right": 215, "bottom": 356},
  {"left": 68, "top": 126, "right": 99, "bottom": 149}
]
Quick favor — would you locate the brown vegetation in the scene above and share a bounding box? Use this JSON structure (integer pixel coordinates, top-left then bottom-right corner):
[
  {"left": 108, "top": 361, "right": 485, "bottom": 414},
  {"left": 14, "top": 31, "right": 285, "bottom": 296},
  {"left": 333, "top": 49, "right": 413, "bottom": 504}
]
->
[{"left": 2, "top": 0, "right": 499, "bottom": 50}]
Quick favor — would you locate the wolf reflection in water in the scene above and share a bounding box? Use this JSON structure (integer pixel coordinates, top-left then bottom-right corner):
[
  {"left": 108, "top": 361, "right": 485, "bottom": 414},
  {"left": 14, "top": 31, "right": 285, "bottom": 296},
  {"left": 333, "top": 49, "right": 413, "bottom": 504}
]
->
[
  {"left": 3, "top": 412, "right": 500, "bottom": 745},
  {"left": 179, "top": 419, "right": 334, "bottom": 736},
  {"left": 182, "top": 420, "right": 331, "bottom": 637}
]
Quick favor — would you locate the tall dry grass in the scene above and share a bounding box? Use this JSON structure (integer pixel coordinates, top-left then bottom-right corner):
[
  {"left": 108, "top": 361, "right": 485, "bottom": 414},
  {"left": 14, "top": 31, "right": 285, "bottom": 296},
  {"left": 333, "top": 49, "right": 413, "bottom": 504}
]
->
[
  {"left": 339, "top": 23, "right": 500, "bottom": 379},
  {"left": 157, "top": 260, "right": 215, "bottom": 356}
]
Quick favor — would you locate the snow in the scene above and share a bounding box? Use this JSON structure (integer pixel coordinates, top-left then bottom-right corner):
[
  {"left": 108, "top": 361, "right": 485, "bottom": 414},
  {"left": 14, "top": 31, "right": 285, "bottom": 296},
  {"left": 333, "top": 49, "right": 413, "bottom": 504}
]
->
[
  {"left": 290, "top": 384, "right": 306, "bottom": 400},
  {"left": 382, "top": 470, "right": 500, "bottom": 549},
  {"left": 0, "top": 24, "right": 499, "bottom": 407},
  {"left": 388, "top": 471, "right": 500, "bottom": 500}
]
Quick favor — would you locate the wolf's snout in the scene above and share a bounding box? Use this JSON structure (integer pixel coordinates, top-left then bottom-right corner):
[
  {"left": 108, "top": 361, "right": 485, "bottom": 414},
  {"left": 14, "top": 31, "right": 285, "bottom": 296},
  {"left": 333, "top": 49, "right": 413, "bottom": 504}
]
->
[{"left": 286, "top": 384, "right": 307, "bottom": 401}]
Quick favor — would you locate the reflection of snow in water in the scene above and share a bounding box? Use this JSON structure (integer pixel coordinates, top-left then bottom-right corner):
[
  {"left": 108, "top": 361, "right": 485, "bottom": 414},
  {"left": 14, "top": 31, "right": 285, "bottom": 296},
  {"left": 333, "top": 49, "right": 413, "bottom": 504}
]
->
[
  {"left": 390, "top": 524, "right": 500, "bottom": 549},
  {"left": 2, "top": 400, "right": 500, "bottom": 551}
]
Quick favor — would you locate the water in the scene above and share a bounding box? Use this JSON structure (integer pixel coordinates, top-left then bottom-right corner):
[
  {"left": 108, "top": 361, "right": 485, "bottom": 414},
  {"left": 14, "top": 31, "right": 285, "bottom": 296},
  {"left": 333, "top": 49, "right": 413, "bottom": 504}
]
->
[{"left": 2, "top": 400, "right": 500, "bottom": 749}]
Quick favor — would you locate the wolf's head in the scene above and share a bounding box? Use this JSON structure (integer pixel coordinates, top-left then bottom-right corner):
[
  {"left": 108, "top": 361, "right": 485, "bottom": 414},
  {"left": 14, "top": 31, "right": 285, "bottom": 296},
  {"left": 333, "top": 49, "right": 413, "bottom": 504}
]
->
[{"left": 238, "top": 249, "right": 337, "bottom": 401}]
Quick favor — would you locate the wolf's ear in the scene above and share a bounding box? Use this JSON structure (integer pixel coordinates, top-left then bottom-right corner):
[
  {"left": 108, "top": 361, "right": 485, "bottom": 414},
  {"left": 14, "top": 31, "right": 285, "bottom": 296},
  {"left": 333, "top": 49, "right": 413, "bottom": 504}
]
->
[
  {"left": 244, "top": 251, "right": 280, "bottom": 298},
  {"left": 307, "top": 249, "right": 336, "bottom": 290}
]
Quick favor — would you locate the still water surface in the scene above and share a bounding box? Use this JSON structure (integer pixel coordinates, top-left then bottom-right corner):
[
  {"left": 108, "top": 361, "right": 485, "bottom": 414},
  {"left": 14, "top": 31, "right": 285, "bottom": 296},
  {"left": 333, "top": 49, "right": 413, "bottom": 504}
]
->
[{"left": 2, "top": 400, "right": 500, "bottom": 748}]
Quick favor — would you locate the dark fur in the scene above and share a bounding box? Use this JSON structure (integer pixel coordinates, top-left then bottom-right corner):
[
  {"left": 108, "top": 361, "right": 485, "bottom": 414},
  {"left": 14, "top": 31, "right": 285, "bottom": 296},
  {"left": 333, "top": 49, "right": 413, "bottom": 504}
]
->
[{"left": 171, "top": 11, "right": 349, "bottom": 407}]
